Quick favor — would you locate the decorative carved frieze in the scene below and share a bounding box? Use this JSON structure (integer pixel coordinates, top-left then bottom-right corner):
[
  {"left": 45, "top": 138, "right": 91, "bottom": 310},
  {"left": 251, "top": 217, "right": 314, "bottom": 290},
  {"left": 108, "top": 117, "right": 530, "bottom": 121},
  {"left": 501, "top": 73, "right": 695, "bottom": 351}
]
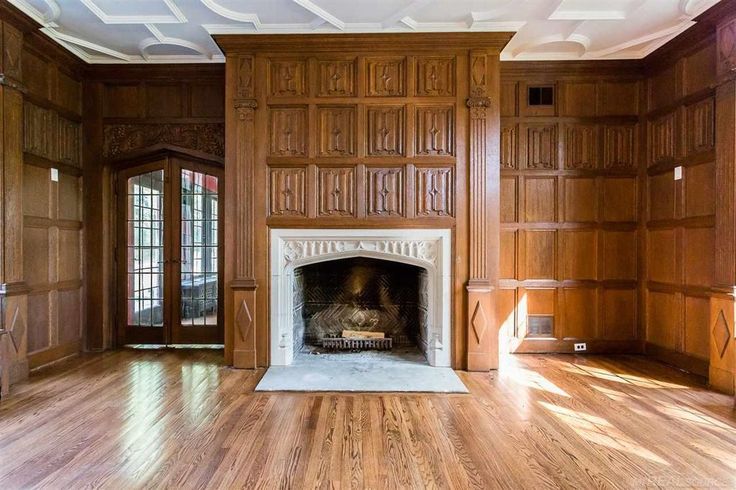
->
[
  {"left": 524, "top": 123, "right": 556, "bottom": 169},
  {"left": 367, "top": 105, "right": 405, "bottom": 156},
  {"left": 501, "top": 124, "right": 517, "bottom": 169},
  {"left": 269, "top": 167, "right": 306, "bottom": 217},
  {"left": 604, "top": 124, "right": 636, "bottom": 169},
  {"left": 103, "top": 123, "right": 224, "bottom": 158},
  {"left": 269, "top": 106, "right": 307, "bottom": 157},
  {"left": 415, "top": 105, "right": 454, "bottom": 156},
  {"left": 318, "top": 167, "right": 356, "bottom": 217},
  {"left": 366, "top": 167, "right": 404, "bottom": 217},
  {"left": 415, "top": 167, "right": 454, "bottom": 217},
  {"left": 269, "top": 59, "right": 307, "bottom": 97},
  {"left": 317, "top": 106, "right": 356, "bottom": 157},
  {"left": 416, "top": 57, "right": 455, "bottom": 96},
  {"left": 366, "top": 57, "right": 406, "bottom": 96},
  {"left": 563, "top": 124, "right": 598, "bottom": 170},
  {"left": 281, "top": 238, "right": 438, "bottom": 267},
  {"left": 686, "top": 97, "right": 715, "bottom": 155},
  {"left": 318, "top": 59, "right": 356, "bottom": 97}
]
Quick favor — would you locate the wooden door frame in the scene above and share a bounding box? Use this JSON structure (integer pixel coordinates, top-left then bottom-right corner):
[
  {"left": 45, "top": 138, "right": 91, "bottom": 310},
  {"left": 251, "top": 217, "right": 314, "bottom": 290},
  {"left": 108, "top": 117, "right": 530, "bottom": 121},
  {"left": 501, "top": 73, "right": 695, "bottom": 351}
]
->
[{"left": 110, "top": 145, "right": 225, "bottom": 347}]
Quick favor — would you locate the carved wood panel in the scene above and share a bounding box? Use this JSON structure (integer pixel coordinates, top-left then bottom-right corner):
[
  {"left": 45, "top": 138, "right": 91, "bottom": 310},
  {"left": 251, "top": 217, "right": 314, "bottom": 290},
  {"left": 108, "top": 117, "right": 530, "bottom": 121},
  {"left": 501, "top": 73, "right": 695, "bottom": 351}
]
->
[
  {"left": 269, "top": 106, "right": 308, "bottom": 157},
  {"left": 604, "top": 125, "right": 636, "bottom": 169},
  {"left": 501, "top": 124, "right": 517, "bottom": 169},
  {"left": 24, "top": 103, "right": 58, "bottom": 160},
  {"left": 318, "top": 166, "right": 356, "bottom": 217},
  {"left": 318, "top": 59, "right": 356, "bottom": 97},
  {"left": 415, "top": 105, "right": 454, "bottom": 156},
  {"left": 366, "top": 57, "right": 406, "bottom": 96},
  {"left": 686, "top": 97, "right": 715, "bottom": 155},
  {"left": 563, "top": 124, "right": 598, "bottom": 170},
  {"left": 650, "top": 111, "right": 677, "bottom": 165},
  {"left": 317, "top": 106, "right": 356, "bottom": 157},
  {"left": 104, "top": 123, "right": 224, "bottom": 158},
  {"left": 269, "top": 167, "right": 307, "bottom": 217},
  {"left": 2, "top": 22, "right": 22, "bottom": 82},
  {"left": 717, "top": 17, "right": 736, "bottom": 80},
  {"left": 236, "top": 55, "right": 254, "bottom": 98},
  {"left": 366, "top": 167, "right": 404, "bottom": 217},
  {"left": 415, "top": 167, "right": 454, "bottom": 217},
  {"left": 269, "top": 59, "right": 307, "bottom": 97},
  {"left": 523, "top": 123, "right": 557, "bottom": 169},
  {"left": 367, "top": 105, "right": 405, "bottom": 156},
  {"left": 416, "top": 57, "right": 455, "bottom": 96},
  {"left": 58, "top": 117, "right": 81, "bottom": 167}
]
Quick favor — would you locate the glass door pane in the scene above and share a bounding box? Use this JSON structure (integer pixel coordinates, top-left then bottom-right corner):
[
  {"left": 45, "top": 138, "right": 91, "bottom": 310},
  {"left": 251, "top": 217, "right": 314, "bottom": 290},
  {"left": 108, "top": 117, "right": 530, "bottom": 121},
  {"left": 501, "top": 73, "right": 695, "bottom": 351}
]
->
[
  {"left": 126, "top": 170, "right": 165, "bottom": 328},
  {"left": 180, "top": 169, "right": 219, "bottom": 329}
]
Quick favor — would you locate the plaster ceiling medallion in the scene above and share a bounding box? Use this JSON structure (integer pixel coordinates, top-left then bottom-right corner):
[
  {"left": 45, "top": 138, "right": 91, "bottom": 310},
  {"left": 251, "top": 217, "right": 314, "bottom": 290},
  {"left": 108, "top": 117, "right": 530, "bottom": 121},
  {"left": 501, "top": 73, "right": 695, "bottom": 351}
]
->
[{"left": 7, "top": 0, "right": 723, "bottom": 63}]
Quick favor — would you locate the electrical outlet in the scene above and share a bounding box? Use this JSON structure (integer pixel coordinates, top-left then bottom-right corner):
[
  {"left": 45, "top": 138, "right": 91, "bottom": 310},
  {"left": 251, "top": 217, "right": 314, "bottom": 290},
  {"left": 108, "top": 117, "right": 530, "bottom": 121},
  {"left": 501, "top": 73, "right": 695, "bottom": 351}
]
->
[
  {"left": 674, "top": 166, "right": 682, "bottom": 181},
  {"left": 50, "top": 168, "right": 59, "bottom": 182},
  {"left": 574, "top": 342, "right": 587, "bottom": 352}
]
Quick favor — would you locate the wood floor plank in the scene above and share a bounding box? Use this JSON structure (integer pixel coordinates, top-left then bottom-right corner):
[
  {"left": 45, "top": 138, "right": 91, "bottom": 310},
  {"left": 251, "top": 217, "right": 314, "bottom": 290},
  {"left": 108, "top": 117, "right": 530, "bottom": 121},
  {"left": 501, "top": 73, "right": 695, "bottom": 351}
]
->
[{"left": 1, "top": 349, "right": 735, "bottom": 489}]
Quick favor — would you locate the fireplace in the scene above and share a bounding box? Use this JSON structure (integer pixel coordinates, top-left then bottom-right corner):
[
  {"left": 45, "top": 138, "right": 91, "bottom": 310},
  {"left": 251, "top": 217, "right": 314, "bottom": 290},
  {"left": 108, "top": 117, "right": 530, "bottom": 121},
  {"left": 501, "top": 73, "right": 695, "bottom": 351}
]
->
[
  {"left": 270, "top": 229, "right": 452, "bottom": 366},
  {"left": 293, "top": 257, "right": 429, "bottom": 358}
]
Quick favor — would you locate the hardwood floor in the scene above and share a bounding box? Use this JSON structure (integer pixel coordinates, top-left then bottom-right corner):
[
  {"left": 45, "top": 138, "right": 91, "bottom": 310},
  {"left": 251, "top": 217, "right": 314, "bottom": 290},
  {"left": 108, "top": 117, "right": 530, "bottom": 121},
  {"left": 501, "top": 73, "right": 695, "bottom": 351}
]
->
[{"left": 1, "top": 349, "right": 734, "bottom": 489}]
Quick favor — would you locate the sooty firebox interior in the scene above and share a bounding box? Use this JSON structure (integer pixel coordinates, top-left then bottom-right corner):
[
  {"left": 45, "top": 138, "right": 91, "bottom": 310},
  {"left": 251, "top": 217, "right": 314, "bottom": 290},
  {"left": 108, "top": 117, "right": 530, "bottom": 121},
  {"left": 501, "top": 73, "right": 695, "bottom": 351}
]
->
[{"left": 292, "top": 257, "right": 430, "bottom": 359}]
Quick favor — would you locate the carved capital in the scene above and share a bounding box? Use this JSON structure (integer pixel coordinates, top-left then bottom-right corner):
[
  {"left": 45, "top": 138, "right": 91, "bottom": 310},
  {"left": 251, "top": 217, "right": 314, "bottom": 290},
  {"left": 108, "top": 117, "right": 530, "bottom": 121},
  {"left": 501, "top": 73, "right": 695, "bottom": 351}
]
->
[
  {"left": 0, "top": 74, "right": 26, "bottom": 93},
  {"left": 235, "top": 99, "right": 258, "bottom": 121},
  {"left": 466, "top": 96, "right": 491, "bottom": 118}
]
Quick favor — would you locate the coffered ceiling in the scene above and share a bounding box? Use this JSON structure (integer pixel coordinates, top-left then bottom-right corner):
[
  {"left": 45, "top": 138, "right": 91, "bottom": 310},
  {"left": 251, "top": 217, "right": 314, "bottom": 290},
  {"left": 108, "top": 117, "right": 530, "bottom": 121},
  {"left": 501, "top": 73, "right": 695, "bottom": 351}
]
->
[{"left": 8, "top": 0, "right": 722, "bottom": 63}]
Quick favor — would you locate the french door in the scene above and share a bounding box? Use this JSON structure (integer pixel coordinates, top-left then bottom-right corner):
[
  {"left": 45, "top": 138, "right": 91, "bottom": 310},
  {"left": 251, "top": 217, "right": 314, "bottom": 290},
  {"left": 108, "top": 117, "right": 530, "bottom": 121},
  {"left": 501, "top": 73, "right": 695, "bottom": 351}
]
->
[{"left": 117, "top": 157, "right": 224, "bottom": 345}]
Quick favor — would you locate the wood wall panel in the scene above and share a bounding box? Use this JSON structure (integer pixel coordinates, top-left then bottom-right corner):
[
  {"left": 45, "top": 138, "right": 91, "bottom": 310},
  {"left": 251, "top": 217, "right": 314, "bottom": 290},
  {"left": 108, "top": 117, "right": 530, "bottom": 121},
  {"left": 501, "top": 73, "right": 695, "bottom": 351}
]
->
[
  {"left": 18, "top": 35, "right": 84, "bottom": 369},
  {"left": 367, "top": 106, "right": 405, "bottom": 156},
  {"left": 269, "top": 106, "right": 308, "bottom": 157},
  {"left": 217, "top": 34, "right": 509, "bottom": 369},
  {"left": 317, "top": 166, "right": 356, "bottom": 217},
  {"left": 501, "top": 66, "right": 640, "bottom": 352},
  {"left": 644, "top": 38, "right": 717, "bottom": 372},
  {"left": 269, "top": 167, "right": 306, "bottom": 217},
  {"left": 415, "top": 105, "right": 454, "bottom": 156},
  {"left": 365, "top": 57, "right": 406, "bottom": 96},
  {"left": 366, "top": 167, "right": 404, "bottom": 217}
]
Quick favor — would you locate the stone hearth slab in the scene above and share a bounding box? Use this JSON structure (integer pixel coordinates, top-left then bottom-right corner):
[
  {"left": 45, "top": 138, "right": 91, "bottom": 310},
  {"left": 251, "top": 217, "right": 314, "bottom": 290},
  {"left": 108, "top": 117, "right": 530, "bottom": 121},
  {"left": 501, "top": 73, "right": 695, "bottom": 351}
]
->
[{"left": 255, "top": 351, "right": 468, "bottom": 393}]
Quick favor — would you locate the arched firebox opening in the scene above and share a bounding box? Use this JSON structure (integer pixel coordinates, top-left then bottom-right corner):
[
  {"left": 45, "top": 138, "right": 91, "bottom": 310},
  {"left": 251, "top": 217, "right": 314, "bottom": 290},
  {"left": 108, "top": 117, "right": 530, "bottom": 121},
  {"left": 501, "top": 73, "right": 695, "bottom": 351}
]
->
[{"left": 292, "top": 257, "right": 430, "bottom": 362}]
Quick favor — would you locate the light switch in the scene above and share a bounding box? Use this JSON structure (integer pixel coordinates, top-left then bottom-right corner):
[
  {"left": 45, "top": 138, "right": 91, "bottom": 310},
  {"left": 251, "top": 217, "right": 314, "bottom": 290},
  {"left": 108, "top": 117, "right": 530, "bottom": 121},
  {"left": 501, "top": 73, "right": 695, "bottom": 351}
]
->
[
  {"left": 50, "top": 168, "right": 59, "bottom": 182},
  {"left": 674, "top": 166, "right": 682, "bottom": 181}
]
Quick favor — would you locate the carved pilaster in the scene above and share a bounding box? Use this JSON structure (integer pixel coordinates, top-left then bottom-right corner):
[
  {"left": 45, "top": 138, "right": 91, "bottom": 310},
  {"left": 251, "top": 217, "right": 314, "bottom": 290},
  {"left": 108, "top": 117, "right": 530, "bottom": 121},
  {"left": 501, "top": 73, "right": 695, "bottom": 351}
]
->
[
  {"left": 711, "top": 14, "right": 736, "bottom": 394},
  {"left": 466, "top": 51, "right": 498, "bottom": 371},
  {"left": 0, "top": 20, "right": 28, "bottom": 387}
]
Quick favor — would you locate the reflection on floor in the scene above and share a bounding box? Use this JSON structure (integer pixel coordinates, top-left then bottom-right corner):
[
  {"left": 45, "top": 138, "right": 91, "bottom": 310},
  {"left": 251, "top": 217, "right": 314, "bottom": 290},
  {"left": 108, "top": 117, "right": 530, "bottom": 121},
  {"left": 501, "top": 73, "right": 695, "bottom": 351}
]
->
[
  {"left": 1, "top": 350, "right": 735, "bottom": 488},
  {"left": 256, "top": 346, "right": 468, "bottom": 392}
]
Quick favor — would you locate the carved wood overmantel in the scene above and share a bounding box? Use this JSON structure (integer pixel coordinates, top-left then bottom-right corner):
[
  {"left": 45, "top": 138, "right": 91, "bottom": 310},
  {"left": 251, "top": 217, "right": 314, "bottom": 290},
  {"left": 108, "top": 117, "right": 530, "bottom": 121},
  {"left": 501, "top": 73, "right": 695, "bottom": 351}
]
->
[{"left": 215, "top": 33, "right": 512, "bottom": 370}]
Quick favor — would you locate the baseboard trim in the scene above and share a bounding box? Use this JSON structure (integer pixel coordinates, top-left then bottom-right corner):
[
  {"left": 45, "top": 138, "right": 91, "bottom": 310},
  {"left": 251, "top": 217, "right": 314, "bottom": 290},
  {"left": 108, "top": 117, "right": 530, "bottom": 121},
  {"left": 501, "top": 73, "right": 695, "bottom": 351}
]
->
[
  {"left": 644, "top": 342, "right": 709, "bottom": 378},
  {"left": 28, "top": 340, "right": 82, "bottom": 370},
  {"left": 510, "top": 338, "right": 643, "bottom": 354}
]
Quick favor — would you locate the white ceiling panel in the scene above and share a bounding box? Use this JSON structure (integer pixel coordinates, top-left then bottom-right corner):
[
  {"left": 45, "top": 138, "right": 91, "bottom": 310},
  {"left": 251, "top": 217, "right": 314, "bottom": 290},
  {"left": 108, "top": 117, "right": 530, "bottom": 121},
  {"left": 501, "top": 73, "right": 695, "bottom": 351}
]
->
[{"left": 7, "top": 0, "right": 722, "bottom": 63}]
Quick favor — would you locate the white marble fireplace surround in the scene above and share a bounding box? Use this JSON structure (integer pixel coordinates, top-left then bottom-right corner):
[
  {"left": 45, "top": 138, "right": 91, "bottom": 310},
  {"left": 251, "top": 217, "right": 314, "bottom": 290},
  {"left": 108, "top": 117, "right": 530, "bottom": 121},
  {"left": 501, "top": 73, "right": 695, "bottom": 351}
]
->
[{"left": 270, "top": 228, "right": 452, "bottom": 367}]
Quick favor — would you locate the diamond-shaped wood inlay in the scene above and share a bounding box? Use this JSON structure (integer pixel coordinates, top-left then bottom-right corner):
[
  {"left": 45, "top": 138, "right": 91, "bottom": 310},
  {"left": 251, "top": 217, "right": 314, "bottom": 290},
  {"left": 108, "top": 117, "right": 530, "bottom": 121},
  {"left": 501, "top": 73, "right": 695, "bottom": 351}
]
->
[
  {"left": 471, "top": 300, "right": 488, "bottom": 344},
  {"left": 236, "top": 299, "right": 253, "bottom": 342},
  {"left": 713, "top": 309, "right": 731, "bottom": 359}
]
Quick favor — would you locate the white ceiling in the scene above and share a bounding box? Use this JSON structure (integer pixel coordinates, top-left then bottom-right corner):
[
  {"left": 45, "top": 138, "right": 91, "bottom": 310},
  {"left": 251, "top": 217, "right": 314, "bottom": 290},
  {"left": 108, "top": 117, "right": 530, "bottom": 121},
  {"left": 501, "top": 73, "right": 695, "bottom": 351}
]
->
[{"left": 8, "top": 0, "right": 722, "bottom": 63}]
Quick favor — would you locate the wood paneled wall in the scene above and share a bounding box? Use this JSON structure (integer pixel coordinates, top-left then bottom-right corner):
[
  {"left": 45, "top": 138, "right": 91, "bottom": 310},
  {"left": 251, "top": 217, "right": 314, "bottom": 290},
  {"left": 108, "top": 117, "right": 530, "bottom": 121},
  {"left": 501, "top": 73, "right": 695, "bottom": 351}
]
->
[
  {"left": 498, "top": 63, "right": 643, "bottom": 354},
  {"left": 83, "top": 64, "right": 225, "bottom": 350},
  {"left": 0, "top": 1, "right": 86, "bottom": 379},
  {"left": 642, "top": 35, "right": 717, "bottom": 376},
  {"left": 22, "top": 37, "right": 84, "bottom": 369},
  {"left": 217, "top": 34, "right": 510, "bottom": 370}
]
